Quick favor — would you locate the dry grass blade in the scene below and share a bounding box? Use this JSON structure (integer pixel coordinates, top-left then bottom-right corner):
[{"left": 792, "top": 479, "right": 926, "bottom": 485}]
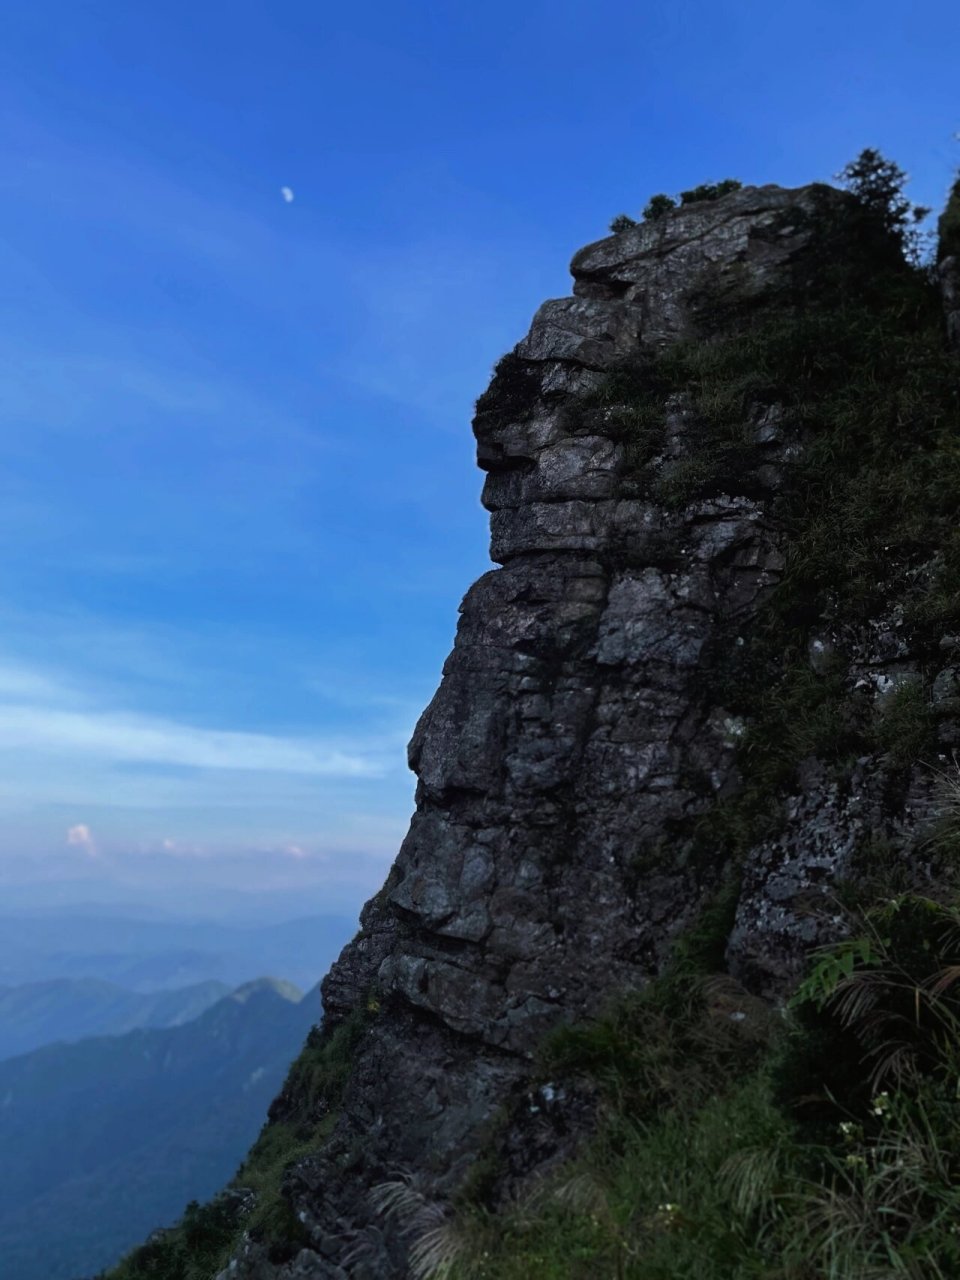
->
[
  {"left": 924, "top": 964, "right": 960, "bottom": 999},
  {"left": 371, "top": 1173, "right": 446, "bottom": 1233},
  {"left": 408, "top": 1221, "right": 471, "bottom": 1280},
  {"left": 370, "top": 1175, "right": 430, "bottom": 1224},
  {"left": 720, "top": 1144, "right": 783, "bottom": 1217},
  {"left": 864, "top": 1039, "right": 917, "bottom": 1090},
  {"left": 830, "top": 971, "right": 886, "bottom": 1025},
  {"left": 371, "top": 1173, "right": 467, "bottom": 1280},
  {"left": 547, "top": 1169, "right": 610, "bottom": 1216}
]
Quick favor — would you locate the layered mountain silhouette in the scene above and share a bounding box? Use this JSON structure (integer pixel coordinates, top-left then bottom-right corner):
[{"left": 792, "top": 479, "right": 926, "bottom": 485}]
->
[
  {"left": 0, "top": 978, "right": 319, "bottom": 1280},
  {"left": 0, "top": 977, "right": 231, "bottom": 1060},
  {"left": 0, "top": 911, "right": 355, "bottom": 992}
]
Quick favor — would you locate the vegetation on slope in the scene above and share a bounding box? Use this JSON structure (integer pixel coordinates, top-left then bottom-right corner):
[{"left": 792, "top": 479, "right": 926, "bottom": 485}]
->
[
  {"left": 591, "top": 152, "right": 960, "bottom": 875},
  {"left": 609, "top": 176, "right": 742, "bottom": 232},
  {"left": 937, "top": 173, "right": 960, "bottom": 262},
  {"left": 382, "top": 152, "right": 960, "bottom": 1278},
  {"left": 409, "top": 850, "right": 960, "bottom": 1279},
  {"left": 100, "top": 1007, "right": 372, "bottom": 1280}
]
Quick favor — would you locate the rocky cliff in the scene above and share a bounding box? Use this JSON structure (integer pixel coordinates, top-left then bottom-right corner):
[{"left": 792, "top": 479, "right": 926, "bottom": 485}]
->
[{"left": 105, "top": 173, "right": 960, "bottom": 1280}]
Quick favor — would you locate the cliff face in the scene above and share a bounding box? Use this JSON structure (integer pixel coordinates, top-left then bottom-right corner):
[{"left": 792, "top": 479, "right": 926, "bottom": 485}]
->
[
  {"left": 140, "top": 181, "right": 960, "bottom": 1280},
  {"left": 203, "top": 185, "right": 876, "bottom": 1277}
]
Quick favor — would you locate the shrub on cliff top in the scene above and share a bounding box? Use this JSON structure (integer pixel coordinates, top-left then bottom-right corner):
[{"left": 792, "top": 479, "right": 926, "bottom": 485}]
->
[
  {"left": 607, "top": 182, "right": 740, "bottom": 236},
  {"left": 836, "top": 146, "right": 931, "bottom": 263},
  {"left": 678, "top": 178, "right": 742, "bottom": 205},
  {"left": 609, "top": 212, "right": 639, "bottom": 233},
  {"left": 642, "top": 193, "right": 677, "bottom": 221}
]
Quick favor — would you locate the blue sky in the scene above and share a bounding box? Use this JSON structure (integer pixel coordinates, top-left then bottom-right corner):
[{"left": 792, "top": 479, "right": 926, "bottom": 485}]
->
[{"left": 0, "top": 0, "right": 957, "bottom": 915}]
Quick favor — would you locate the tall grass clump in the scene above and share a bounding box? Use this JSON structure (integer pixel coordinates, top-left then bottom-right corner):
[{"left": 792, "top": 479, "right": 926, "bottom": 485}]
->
[{"left": 427, "top": 879, "right": 960, "bottom": 1277}]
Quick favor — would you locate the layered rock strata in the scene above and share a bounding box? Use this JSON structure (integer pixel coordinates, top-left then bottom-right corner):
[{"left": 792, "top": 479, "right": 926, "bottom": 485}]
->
[{"left": 221, "top": 184, "right": 955, "bottom": 1278}]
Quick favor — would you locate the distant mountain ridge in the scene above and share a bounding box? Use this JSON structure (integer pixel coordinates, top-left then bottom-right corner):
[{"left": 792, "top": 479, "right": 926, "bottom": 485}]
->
[
  {"left": 0, "top": 911, "right": 355, "bottom": 991},
  {"left": 0, "top": 976, "right": 319, "bottom": 1280},
  {"left": 0, "top": 977, "right": 230, "bottom": 1060}
]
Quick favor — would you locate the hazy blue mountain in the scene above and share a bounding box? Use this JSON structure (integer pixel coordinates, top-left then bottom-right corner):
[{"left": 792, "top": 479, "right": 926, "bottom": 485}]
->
[
  {"left": 0, "top": 978, "right": 319, "bottom": 1280},
  {"left": 0, "top": 977, "right": 231, "bottom": 1060},
  {"left": 0, "top": 911, "right": 355, "bottom": 991},
  {"left": 0, "top": 882, "right": 358, "bottom": 925}
]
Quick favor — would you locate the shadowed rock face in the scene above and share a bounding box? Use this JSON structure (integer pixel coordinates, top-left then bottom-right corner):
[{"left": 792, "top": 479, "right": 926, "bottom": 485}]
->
[
  {"left": 939, "top": 179, "right": 960, "bottom": 351},
  {"left": 220, "top": 184, "right": 866, "bottom": 1278},
  {"left": 941, "top": 256, "right": 960, "bottom": 351}
]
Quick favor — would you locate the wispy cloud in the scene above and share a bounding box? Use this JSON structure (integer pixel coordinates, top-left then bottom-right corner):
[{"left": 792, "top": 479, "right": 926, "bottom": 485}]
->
[
  {"left": 0, "top": 662, "right": 74, "bottom": 705},
  {"left": 0, "top": 644, "right": 414, "bottom": 861},
  {"left": 66, "top": 823, "right": 98, "bottom": 858},
  {"left": 0, "top": 703, "right": 382, "bottom": 775}
]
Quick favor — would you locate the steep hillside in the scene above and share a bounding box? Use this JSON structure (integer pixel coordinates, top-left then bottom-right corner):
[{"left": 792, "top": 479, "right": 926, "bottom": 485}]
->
[
  {"left": 105, "top": 163, "right": 960, "bottom": 1279},
  {"left": 0, "top": 979, "right": 317, "bottom": 1280},
  {"left": 0, "top": 977, "right": 230, "bottom": 1060}
]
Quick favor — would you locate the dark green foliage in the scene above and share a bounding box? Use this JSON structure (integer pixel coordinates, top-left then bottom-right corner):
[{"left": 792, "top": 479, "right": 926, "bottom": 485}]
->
[
  {"left": 836, "top": 147, "right": 931, "bottom": 263},
  {"left": 268, "top": 1007, "right": 370, "bottom": 1124},
  {"left": 670, "top": 873, "right": 744, "bottom": 974},
  {"left": 105, "top": 1196, "right": 247, "bottom": 1280},
  {"left": 542, "top": 969, "right": 771, "bottom": 1125},
  {"left": 774, "top": 894, "right": 960, "bottom": 1141},
  {"left": 642, "top": 193, "right": 677, "bottom": 221},
  {"left": 583, "top": 174, "right": 958, "bottom": 866},
  {"left": 606, "top": 183, "right": 737, "bottom": 238},
  {"left": 609, "top": 213, "right": 638, "bottom": 233},
  {"left": 873, "top": 681, "right": 937, "bottom": 767},
  {"left": 678, "top": 178, "right": 742, "bottom": 205},
  {"left": 454, "top": 883, "right": 960, "bottom": 1276},
  {"left": 474, "top": 350, "right": 541, "bottom": 422},
  {"left": 939, "top": 174, "right": 960, "bottom": 261},
  {"left": 841, "top": 832, "right": 919, "bottom": 907}
]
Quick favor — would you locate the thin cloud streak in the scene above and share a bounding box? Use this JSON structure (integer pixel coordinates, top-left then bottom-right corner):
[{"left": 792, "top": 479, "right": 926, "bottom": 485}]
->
[
  {"left": 66, "top": 823, "right": 98, "bottom": 858},
  {"left": 0, "top": 704, "right": 384, "bottom": 776}
]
